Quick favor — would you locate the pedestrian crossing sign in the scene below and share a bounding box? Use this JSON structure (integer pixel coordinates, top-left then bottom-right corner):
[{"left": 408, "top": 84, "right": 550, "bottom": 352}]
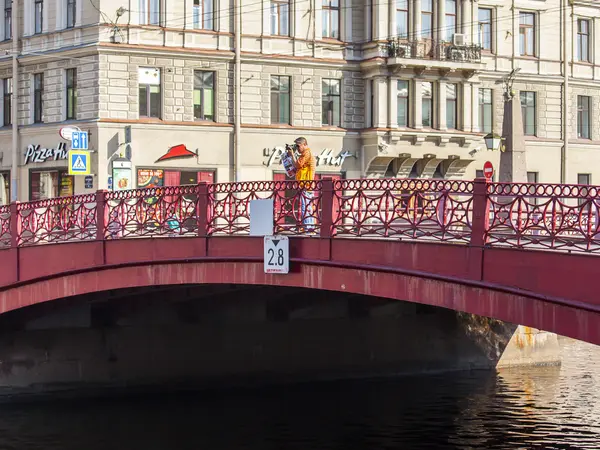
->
[{"left": 68, "top": 150, "right": 91, "bottom": 175}]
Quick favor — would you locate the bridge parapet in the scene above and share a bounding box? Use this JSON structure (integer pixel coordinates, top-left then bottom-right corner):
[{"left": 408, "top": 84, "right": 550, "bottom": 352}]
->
[{"left": 0, "top": 178, "right": 599, "bottom": 254}]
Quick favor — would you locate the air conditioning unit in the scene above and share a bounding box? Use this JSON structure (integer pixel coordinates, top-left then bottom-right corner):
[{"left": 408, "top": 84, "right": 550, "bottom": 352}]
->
[{"left": 453, "top": 33, "right": 466, "bottom": 46}]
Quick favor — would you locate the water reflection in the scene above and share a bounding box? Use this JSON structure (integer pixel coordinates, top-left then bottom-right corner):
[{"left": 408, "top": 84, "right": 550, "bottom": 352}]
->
[{"left": 0, "top": 338, "right": 598, "bottom": 449}]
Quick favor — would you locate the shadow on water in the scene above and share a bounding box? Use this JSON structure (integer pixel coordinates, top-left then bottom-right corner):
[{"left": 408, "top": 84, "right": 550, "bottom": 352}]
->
[{"left": 0, "top": 339, "right": 599, "bottom": 449}]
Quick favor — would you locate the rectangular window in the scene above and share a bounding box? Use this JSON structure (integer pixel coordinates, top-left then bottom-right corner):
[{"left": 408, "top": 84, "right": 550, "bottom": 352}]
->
[
  {"left": 194, "top": 0, "right": 213, "bottom": 29},
  {"left": 3, "top": 78, "right": 11, "bottom": 127},
  {"left": 66, "top": 0, "right": 75, "bottom": 28},
  {"left": 66, "top": 68, "right": 76, "bottom": 120},
  {"left": 34, "top": 0, "right": 43, "bottom": 34},
  {"left": 396, "top": 0, "right": 409, "bottom": 38},
  {"left": 322, "top": 0, "right": 339, "bottom": 39},
  {"left": 520, "top": 91, "right": 536, "bottom": 136},
  {"left": 577, "top": 19, "right": 590, "bottom": 63},
  {"left": 446, "top": 83, "right": 457, "bottom": 129},
  {"left": 577, "top": 95, "right": 591, "bottom": 139},
  {"left": 421, "top": 0, "right": 432, "bottom": 39},
  {"left": 322, "top": 79, "right": 341, "bottom": 126},
  {"left": 0, "top": 171, "right": 9, "bottom": 205},
  {"left": 478, "top": 8, "right": 492, "bottom": 51},
  {"left": 422, "top": 81, "right": 433, "bottom": 127},
  {"left": 138, "top": 67, "right": 161, "bottom": 118},
  {"left": 578, "top": 173, "right": 591, "bottom": 205},
  {"left": 479, "top": 88, "right": 492, "bottom": 133},
  {"left": 270, "top": 0, "right": 289, "bottom": 36},
  {"left": 578, "top": 173, "right": 591, "bottom": 185},
  {"left": 270, "top": 75, "right": 290, "bottom": 124},
  {"left": 193, "top": 71, "right": 215, "bottom": 121},
  {"left": 397, "top": 80, "right": 409, "bottom": 127},
  {"left": 445, "top": 0, "right": 456, "bottom": 41},
  {"left": 33, "top": 73, "right": 43, "bottom": 123},
  {"left": 30, "top": 170, "right": 73, "bottom": 201},
  {"left": 4, "top": 0, "right": 11, "bottom": 40},
  {"left": 369, "top": 79, "right": 374, "bottom": 127},
  {"left": 528, "top": 171, "right": 539, "bottom": 204},
  {"left": 139, "top": 0, "right": 160, "bottom": 25},
  {"left": 519, "top": 12, "right": 535, "bottom": 56}
]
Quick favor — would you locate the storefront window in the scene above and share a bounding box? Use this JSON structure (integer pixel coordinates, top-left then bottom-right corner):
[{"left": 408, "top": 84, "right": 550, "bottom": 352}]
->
[
  {"left": 137, "top": 169, "right": 215, "bottom": 188},
  {"left": 0, "top": 171, "right": 9, "bottom": 205},
  {"left": 30, "top": 170, "right": 73, "bottom": 201}
]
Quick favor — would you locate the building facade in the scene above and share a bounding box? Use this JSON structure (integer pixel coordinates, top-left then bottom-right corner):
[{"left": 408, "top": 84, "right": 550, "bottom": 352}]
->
[{"left": 0, "top": 0, "right": 597, "bottom": 202}]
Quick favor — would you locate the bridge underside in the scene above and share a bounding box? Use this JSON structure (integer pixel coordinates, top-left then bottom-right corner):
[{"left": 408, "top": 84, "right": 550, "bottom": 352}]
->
[{"left": 0, "top": 283, "right": 561, "bottom": 398}]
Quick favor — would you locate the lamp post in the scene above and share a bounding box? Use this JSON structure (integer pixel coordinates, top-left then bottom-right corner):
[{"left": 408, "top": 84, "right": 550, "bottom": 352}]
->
[{"left": 483, "top": 69, "right": 527, "bottom": 183}]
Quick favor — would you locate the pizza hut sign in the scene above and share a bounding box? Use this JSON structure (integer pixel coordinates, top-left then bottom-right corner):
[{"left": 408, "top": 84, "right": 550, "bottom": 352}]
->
[
  {"left": 264, "top": 147, "right": 354, "bottom": 168},
  {"left": 24, "top": 143, "right": 68, "bottom": 165}
]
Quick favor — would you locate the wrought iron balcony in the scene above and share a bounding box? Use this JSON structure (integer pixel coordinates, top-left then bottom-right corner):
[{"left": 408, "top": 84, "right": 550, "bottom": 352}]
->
[{"left": 384, "top": 38, "right": 482, "bottom": 64}]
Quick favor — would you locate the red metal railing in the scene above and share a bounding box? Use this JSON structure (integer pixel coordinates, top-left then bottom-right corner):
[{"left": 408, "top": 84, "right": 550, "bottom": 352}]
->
[{"left": 1, "top": 178, "right": 600, "bottom": 254}]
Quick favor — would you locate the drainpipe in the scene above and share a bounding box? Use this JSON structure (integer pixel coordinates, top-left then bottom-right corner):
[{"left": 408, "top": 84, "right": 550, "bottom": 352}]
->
[
  {"left": 561, "top": 0, "right": 569, "bottom": 184},
  {"left": 233, "top": 0, "right": 241, "bottom": 182},
  {"left": 10, "top": 0, "right": 18, "bottom": 202}
]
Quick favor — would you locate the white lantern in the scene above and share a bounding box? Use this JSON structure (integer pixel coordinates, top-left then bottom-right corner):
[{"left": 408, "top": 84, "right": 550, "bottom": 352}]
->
[{"left": 484, "top": 132, "right": 503, "bottom": 152}]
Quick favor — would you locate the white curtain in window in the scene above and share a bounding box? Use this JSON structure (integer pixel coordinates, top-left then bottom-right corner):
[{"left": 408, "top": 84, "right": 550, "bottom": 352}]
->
[{"left": 0, "top": 173, "right": 6, "bottom": 206}]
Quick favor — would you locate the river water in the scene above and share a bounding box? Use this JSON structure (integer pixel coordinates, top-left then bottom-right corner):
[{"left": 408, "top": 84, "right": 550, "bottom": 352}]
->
[{"left": 0, "top": 337, "right": 599, "bottom": 449}]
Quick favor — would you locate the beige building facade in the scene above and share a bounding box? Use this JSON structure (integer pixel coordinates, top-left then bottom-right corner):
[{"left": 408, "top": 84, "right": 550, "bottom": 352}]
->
[{"left": 0, "top": 0, "right": 597, "bottom": 202}]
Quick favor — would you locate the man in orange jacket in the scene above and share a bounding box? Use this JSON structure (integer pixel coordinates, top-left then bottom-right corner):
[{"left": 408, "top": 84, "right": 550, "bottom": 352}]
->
[{"left": 287, "top": 137, "right": 316, "bottom": 231}]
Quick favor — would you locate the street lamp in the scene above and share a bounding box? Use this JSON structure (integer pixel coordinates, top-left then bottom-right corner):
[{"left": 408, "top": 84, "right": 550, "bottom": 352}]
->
[{"left": 483, "top": 132, "right": 505, "bottom": 152}]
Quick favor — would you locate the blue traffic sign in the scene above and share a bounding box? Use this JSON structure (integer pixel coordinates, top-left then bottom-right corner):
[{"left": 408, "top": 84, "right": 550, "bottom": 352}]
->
[
  {"left": 71, "top": 131, "right": 88, "bottom": 150},
  {"left": 68, "top": 150, "right": 91, "bottom": 175}
]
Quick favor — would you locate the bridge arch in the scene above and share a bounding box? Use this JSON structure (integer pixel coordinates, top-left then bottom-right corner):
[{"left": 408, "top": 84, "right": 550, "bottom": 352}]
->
[{"left": 0, "top": 246, "right": 599, "bottom": 345}]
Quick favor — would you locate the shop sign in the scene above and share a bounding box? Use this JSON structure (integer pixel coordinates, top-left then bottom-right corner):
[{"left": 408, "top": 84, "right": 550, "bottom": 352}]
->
[
  {"left": 264, "top": 147, "right": 354, "bottom": 168},
  {"left": 155, "top": 144, "right": 197, "bottom": 163},
  {"left": 24, "top": 143, "right": 68, "bottom": 165}
]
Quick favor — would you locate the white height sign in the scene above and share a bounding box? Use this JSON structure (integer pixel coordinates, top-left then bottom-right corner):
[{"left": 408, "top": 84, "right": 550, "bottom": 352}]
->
[{"left": 263, "top": 236, "right": 289, "bottom": 274}]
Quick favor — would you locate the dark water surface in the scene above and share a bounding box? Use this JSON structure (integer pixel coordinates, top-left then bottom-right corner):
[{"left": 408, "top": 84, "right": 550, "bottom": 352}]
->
[{"left": 0, "top": 338, "right": 599, "bottom": 450}]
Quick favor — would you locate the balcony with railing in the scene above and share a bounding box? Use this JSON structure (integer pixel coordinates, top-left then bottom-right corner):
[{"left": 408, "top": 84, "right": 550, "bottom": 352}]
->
[{"left": 383, "top": 38, "right": 484, "bottom": 72}]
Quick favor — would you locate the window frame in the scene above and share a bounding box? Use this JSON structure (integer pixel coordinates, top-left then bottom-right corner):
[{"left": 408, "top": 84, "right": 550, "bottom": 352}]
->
[
  {"left": 577, "top": 95, "right": 591, "bottom": 140},
  {"left": 577, "top": 18, "right": 590, "bottom": 63},
  {"left": 138, "top": 67, "right": 162, "bottom": 119},
  {"left": 397, "top": 80, "right": 409, "bottom": 127},
  {"left": 479, "top": 88, "right": 493, "bottom": 134},
  {"left": 520, "top": 91, "right": 536, "bottom": 136},
  {"left": 446, "top": 83, "right": 458, "bottom": 130},
  {"left": 4, "top": 0, "right": 11, "bottom": 40},
  {"left": 444, "top": 0, "right": 456, "bottom": 42},
  {"left": 322, "top": 0, "right": 340, "bottom": 40},
  {"left": 519, "top": 12, "right": 536, "bottom": 57},
  {"left": 34, "top": 0, "right": 43, "bottom": 34},
  {"left": 193, "top": 0, "right": 214, "bottom": 30},
  {"left": 193, "top": 70, "right": 215, "bottom": 121},
  {"left": 478, "top": 8, "right": 492, "bottom": 51},
  {"left": 322, "top": 78, "right": 341, "bottom": 127},
  {"left": 3, "top": 77, "right": 11, "bottom": 127},
  {"left": 421, "top": 0, "right": 432, "bottom": 39},
  {"left": 66, "top": 0, "right": 76, "bottom": 28},
  {"left": 578, "top": 173, "right": 591, "bottom": 206},
  {"left": 65, "top": 68, "right": 76, "bottom": 120},
  {"left": 421, "top": 81, "right": 433, "bottom": 128},
  {"left": 270, "top": 75, "right": 291, "bottom": 125},
  {"left": 270, "top": 0, "right": 290, "bottom": 36},
  {"left": 396, "top": 0, "right": 409, "bottom": 39},
  {"left": 139, "top": 0, "right": 161, "bottom": 26},
  {"left": 33, "top": 73, "right": 43, "bottom": 123}
]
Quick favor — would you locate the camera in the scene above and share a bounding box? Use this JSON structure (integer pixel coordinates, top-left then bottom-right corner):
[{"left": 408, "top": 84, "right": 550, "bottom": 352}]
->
[{"left": 285, "top": 143, "right": 298, "bottom": 153}]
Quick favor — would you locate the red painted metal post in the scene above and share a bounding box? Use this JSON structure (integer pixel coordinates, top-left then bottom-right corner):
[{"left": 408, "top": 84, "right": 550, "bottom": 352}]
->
[
  {"left": 320, "top": 178, "right": 333, "bottom": 239},
  {"left": 470, "top": 178, "right": 490, "bottom": 247},
  {"left": 197, "top": 182, "right": 208, "bottom": 237},
  {"left": 95, "top": 190, "right": 106, "bottom": 241},
  {"left": 9, "top": 202, "right": 19, "bottom": 248}
]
